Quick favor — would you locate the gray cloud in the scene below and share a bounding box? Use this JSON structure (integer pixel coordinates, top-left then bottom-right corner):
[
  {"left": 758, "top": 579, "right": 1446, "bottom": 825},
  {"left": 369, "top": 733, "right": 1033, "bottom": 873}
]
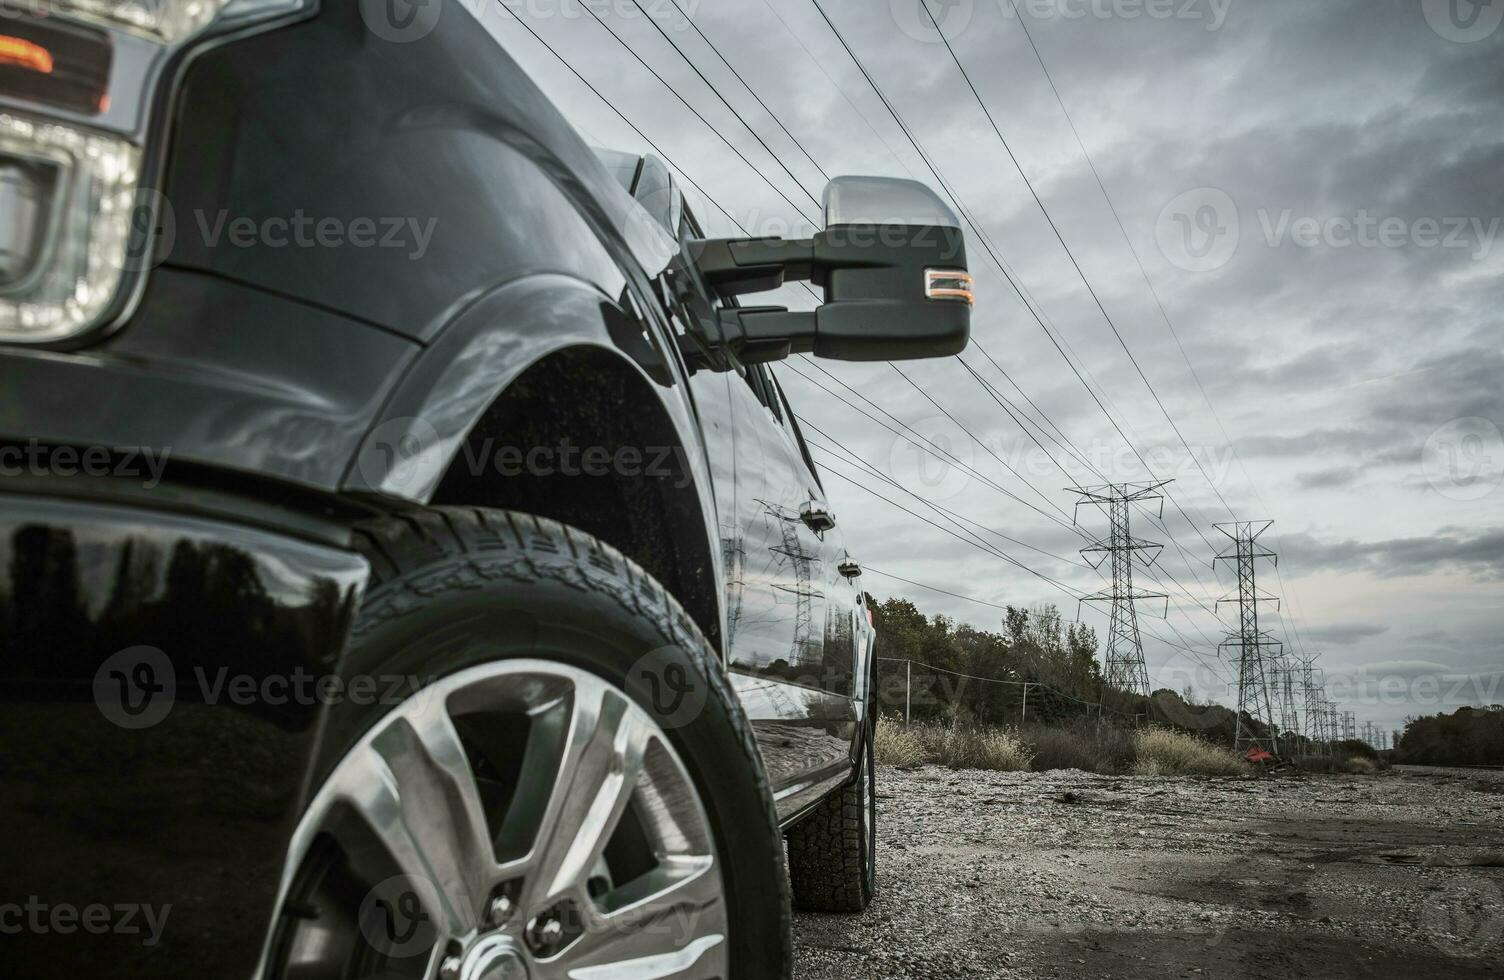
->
[
  {"left": 1305, "top": 623, "right": 1390, "bottom": 646},
  {"left": 1282, "top": 526, "right": 1504, "bottom": 580},
  {"left": 504, "top": 0, "right": 1504, "bottom": 718}
]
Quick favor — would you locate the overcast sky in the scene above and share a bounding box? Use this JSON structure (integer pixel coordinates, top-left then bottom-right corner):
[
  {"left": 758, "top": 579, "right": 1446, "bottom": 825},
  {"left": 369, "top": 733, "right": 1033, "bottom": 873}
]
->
[{"left": 487, "top": 0, "right": 1503, "bottom": 734}]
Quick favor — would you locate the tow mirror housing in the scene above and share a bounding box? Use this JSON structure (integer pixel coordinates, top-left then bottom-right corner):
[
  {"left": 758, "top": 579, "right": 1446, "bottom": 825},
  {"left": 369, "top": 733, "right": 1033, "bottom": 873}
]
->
[{"left": 689, "top": 176, "right": 971, "bottom": 363}]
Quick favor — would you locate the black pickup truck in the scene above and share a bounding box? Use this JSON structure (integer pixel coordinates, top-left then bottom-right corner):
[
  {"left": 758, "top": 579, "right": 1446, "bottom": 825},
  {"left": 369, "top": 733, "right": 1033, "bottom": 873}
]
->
[{"left": 0, "top": 2, "right": 971, "bottom": 977}]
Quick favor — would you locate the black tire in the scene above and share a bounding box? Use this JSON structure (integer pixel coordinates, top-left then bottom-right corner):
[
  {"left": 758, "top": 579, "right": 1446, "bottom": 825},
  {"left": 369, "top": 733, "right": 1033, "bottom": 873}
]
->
[
  {"left": 785, "top": 717, "right": 876, "bottom": 912},
  {"left": 324, "top": 506, "right": 792, "bottom": 979}
]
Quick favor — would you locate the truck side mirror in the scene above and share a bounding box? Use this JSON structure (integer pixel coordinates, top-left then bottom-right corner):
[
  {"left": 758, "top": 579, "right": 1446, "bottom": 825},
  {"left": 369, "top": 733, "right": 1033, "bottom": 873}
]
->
[{"left": 688, "top": 176, "right": 972, "bottom": 363}]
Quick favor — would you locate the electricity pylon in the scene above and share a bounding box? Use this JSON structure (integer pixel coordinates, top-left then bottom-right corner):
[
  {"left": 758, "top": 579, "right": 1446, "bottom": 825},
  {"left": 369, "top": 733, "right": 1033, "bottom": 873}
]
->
[
  {"left": 764, "top": 501, "right": 818, "bottom": 667},
  {"left": 1299, "top": 654, "right": 1327, "bottom": 757},
  {"left": 1215, "top": 521, "right": 1282, "bottom": 753},
  {"left": 1271, "top": 657, "right": 1303, "bottom": 757},
  {"left": 1071, "top": 482, "right": 1170, "bottom": 720}
]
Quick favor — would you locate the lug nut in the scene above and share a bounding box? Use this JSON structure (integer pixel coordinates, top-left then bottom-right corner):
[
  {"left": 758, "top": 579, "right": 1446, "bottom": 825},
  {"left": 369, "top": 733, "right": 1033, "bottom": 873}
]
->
[
  {"left": 487, "top": 893, "right": 515, "bottom": 927},
  {"left": 526, "top": 914, "right": 563, "bottom": 952}
]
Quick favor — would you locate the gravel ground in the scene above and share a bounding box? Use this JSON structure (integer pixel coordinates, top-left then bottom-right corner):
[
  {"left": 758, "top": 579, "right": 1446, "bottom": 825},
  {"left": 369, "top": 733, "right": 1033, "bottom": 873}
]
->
[{"left": 793, "top": 764, "right": 1504, "bottom": 979}]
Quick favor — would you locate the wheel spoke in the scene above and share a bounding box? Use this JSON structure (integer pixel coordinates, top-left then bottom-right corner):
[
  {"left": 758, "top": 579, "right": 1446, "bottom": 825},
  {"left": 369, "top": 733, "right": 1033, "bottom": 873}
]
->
[
  {"left": 525, "top": 682, "right": 651, "bottom": 909},
  {"left": 553, "top": 861, "right": 727, "bottom": 979},
  {"left": 273, "top": 659, "right": 730, "bottom": 980},
  {"left": 340, "top": 706, "right": 493, "bottom": 936}
]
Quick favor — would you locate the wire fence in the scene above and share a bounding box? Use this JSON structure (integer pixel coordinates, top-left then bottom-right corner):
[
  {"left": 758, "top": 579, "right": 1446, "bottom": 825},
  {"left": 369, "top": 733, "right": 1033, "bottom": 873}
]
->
[{"left": 876, "top": 656, "right": 1133, "bottom": 728}]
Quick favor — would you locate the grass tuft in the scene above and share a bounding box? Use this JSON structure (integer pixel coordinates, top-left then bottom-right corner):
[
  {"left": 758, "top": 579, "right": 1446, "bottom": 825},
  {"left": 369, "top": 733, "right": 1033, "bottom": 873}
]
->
[
  {"left": 874, "top": 717, "right": 926, "bottom": 767},
  {"left": 875, "top": 718, "right": 1033, "bottom": 771},
  {"left": 1130, "top": 727, "right": 1243, "bottom": 776}
]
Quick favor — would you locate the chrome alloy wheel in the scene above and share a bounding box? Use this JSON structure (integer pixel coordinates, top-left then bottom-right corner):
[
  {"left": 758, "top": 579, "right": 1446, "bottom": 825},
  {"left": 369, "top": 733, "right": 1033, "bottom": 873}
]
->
[{"left": 259, "top": 660, "right": 728, "bottom": 980}]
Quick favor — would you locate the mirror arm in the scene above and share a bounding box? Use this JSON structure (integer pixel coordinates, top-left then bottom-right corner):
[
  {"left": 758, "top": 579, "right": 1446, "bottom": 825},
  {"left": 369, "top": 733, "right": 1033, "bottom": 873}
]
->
[
  {"left": 717, "top": 307, "right": 816, "bottom": 364},
  {"left": 693, "top": 237, "right": 814, "bottom": 295}
]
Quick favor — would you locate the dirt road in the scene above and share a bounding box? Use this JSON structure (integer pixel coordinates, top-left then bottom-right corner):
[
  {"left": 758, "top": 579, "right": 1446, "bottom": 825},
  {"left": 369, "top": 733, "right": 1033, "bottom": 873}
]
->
[{"left": 793, "top": 764, "right": 1504, "bottom": 979}]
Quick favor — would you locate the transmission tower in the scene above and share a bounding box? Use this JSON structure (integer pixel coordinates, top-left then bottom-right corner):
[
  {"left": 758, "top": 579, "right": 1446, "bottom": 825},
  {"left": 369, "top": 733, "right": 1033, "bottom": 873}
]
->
[
  {"left": 1215, "top": 521, "right": 1282, "bottom": 753},
  {"left": 764, "top": 501, "right": 818, "bottom": 667},
  {"left": 1343, "top": 711, "right": 1357, "bottom": 741},
  {"left": 1271, "top": 657, "right": 1302, "bottom": 757},
  {"left": 1299, "top": 654, "right": 1327, "bottom": 756},
  {"left": 1071, "top": 482, "right": 1170, "bottom": 718}
]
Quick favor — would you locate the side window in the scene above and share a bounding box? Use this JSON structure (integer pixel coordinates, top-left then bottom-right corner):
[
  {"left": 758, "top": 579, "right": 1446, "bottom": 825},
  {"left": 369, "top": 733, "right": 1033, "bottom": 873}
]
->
[
  {"left": 770, "top": 369, "right": 822, "bottom": 490},
  {"left": 745, "top": 364, "right": 782, "bottom": 421}
]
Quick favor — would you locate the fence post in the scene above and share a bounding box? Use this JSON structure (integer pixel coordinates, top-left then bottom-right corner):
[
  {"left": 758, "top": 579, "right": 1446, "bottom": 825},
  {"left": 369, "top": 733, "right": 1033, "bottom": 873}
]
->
[{"left": 1020, "top": 683, "right": 1029, "bottom": 726}]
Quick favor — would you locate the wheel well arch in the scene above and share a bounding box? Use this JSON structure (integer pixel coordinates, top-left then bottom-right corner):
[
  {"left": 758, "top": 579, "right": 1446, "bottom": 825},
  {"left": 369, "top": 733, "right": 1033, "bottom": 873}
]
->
[{"left": 427, "top": 345, "right": 722, "bottom": 652}]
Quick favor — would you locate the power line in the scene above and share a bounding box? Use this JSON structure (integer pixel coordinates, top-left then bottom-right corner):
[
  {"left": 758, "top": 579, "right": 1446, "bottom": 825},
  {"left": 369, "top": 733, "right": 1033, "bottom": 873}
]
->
[
  {"left": 659, "top": 0, "right": 829, "bottom": 183},
  {"left": 917, "top": 0, "right": 1235, "bottom": 525},
  {"left": 810, "top": 451, "right": 1088, "bottom": 602},
  {"left": 781, "top": 359, "right": 1087, "bottom": 535},
  {"left": 802, "top": 429, "right": 1083, "bottom": 569},
  {"left": 626, "top": 0, "right": 823, "bottom": 209},
  {"left": 863, "top": 567, "right": 1012, "bottom": 612},
  {"left": 787, "top": 359, "right": 1225, "bottom": 638},
  {"left": 805, "top": 0, "right": 1224, "bottom": 564},
  {"left": 890, "top": 362, "right": 1080, "bottom": 527},
  {"left": 573, "top": 0, "right": 820, "bottom": 224},
  {"left": 513, "top": 1, "right": 1236, "bottom": 689}
]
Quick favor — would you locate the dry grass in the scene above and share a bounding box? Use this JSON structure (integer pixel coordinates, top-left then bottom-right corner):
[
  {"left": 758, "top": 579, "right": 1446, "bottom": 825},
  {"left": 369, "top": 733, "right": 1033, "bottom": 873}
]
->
[
  {"left": 875, "top": 718, "right": 1033, "bottom": 771},
  {"left": 1024, "top": 726, "right": 1113, "bottom": 773},
  {"left": 874, "top": 717, "right": 926, "bottom": 767},
  {"left": 1130, "top": 727, "right": 1243, "bottom": 776},
  {"left": 877, "top": 718, "right": 1250, "bottom": 776},
  {"left": 1345, "top": 755, "right": 1378, "bottom": 774}
]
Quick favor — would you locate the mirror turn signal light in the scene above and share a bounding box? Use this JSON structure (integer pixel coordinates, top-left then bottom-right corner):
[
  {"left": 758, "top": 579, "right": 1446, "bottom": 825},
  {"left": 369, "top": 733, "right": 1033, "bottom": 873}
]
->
[
  {"left": 0, "top": 36, "right": 53, "bottom": 74},
  {"left": 924, "top": 269, "right": 973, "bottom": 306}
]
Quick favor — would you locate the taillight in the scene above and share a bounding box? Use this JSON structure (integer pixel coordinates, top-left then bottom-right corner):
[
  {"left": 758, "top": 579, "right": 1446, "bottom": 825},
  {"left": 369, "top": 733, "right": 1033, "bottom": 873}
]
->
[{"left": 0, "top": 0, "right": 310, "bottom": 344}]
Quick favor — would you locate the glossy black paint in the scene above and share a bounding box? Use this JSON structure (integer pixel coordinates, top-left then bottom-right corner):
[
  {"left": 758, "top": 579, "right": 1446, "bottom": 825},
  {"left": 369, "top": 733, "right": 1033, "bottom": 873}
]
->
[
  {"left": 0, "top": 0, "right": 891, "bottom": 974},
  {"left": 0, "top": 496, "right": 366, "bottom": 978}
]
